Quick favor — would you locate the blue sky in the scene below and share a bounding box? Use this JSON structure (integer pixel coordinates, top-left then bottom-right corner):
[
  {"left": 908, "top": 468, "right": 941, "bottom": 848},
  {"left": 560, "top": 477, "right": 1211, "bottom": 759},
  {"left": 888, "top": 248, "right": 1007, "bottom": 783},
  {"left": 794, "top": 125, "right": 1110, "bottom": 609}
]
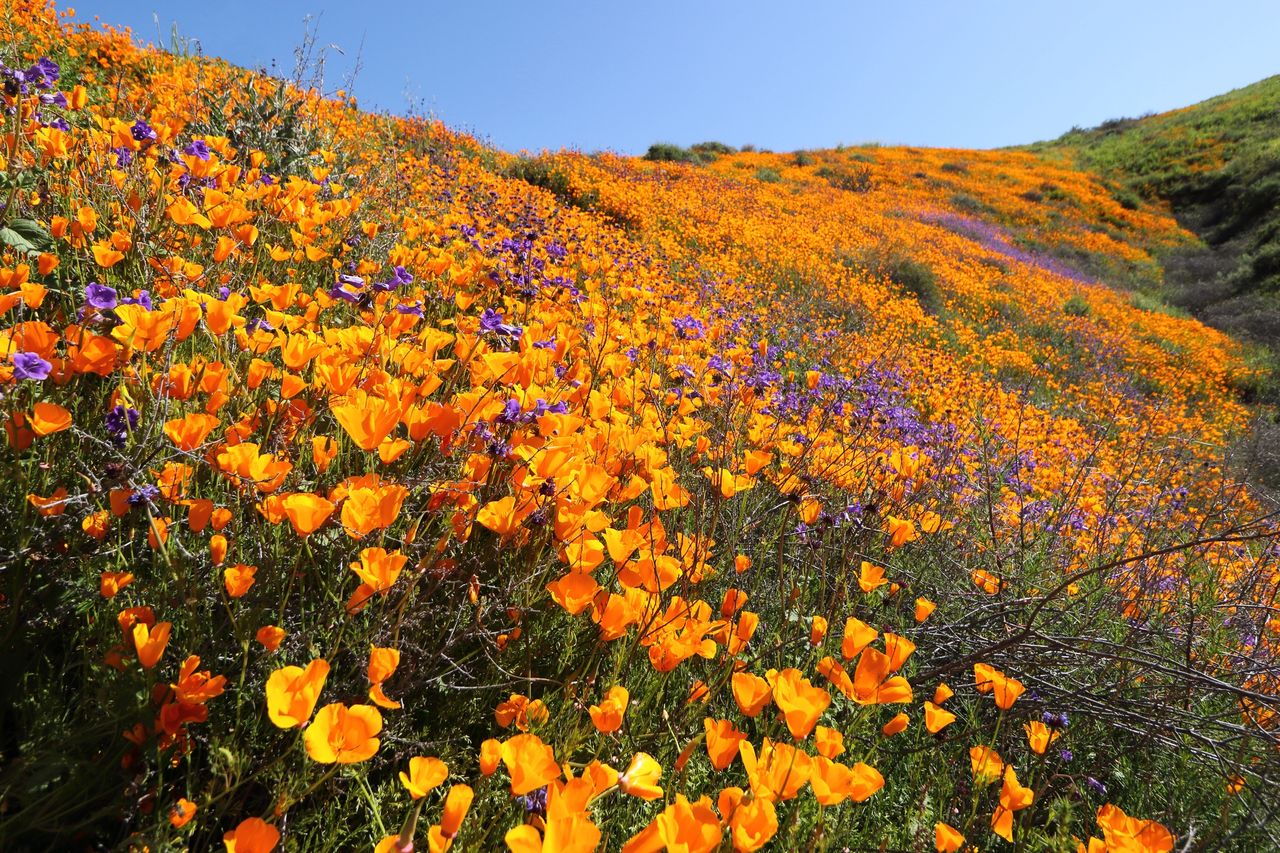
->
[{"left": 73, "top": 1, "right": 1279, "bottom": 155}]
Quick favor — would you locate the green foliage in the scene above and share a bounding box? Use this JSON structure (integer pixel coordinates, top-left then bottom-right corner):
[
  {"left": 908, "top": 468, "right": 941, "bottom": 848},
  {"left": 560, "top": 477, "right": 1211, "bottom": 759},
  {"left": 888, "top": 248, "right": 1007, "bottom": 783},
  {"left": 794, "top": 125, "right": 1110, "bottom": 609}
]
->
[
  {"left": 644, "top": 142, "right": 723, "bottom": 165},
  {"left": 850, "top": 248, "right": 943, "bottom": 314},
  {"left": 1063, "top": 294, "right": 1091, "bottom": 317},
  {"left": 815, "top": 164, "right": 873, "bottom": 193},
  {"left": 501, "top": 156, "right": 599, "bottom": 211},
  {"left": 188, "top": 79, "right": 336, "bottom": 178},
  {"left": 1027, "top": 74, "right": 1280, "bottom": 348},
  {"left": 690, "top": 141, "right": 735, "bottom": 159},
  {"left": 754, "top": 166, "right": 782, "bottom": 183}
]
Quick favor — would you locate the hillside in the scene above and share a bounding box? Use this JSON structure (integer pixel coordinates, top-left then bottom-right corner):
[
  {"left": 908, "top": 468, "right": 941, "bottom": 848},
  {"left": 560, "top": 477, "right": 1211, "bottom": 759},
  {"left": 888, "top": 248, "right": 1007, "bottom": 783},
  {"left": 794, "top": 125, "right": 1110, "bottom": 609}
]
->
[
  {"left": 0, "top": 3, "right": 1277, "bottom": 852},
  {"left": 1026, "top": 75, "right": 1280, "bottom": 350}
]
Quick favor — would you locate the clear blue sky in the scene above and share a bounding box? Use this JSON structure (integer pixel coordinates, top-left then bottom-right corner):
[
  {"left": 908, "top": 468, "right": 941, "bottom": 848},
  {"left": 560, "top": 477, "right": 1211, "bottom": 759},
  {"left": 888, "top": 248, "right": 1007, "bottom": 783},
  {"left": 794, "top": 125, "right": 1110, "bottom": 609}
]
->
[{"left": 72, "top": 1, "right": 1279, "bottom": 155}]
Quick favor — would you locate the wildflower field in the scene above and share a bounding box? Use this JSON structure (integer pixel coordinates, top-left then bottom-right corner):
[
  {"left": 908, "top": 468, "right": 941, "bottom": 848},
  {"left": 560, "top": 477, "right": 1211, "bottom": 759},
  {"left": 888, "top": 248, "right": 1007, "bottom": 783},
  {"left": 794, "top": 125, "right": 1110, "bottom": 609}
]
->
[{"left": 1, "top": 3, "right": 1278, "bottom": 851}]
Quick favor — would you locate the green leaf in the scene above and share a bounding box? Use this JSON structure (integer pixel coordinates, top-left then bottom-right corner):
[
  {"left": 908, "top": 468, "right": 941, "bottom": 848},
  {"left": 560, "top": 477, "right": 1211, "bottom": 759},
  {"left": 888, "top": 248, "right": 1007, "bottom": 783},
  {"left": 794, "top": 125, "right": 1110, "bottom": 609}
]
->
[
  {"left": 0, "top": 218, "right": 51, "bottom": 256},
  {"left": 8, "top": 218, "right": 52, "bottom": 251}
]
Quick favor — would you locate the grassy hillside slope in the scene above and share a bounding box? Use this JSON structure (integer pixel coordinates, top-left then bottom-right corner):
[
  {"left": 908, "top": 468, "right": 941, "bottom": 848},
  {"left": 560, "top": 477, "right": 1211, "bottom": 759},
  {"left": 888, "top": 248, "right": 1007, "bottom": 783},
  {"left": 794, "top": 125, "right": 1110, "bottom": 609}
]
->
[
  {"left": 1025, "top": 75, "right": 1280, "bottom": 348},
  {"left": 0, "top": 3, "right": 1277, "bottom": 852}
]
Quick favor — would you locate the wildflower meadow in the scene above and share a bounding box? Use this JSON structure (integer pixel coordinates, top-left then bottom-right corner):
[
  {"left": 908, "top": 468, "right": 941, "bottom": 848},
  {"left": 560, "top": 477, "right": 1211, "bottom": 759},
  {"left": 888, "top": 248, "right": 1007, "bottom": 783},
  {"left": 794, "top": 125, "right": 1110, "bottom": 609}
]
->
[{"left": 0, "top": 3, "right": 1277, "bottom": 851}]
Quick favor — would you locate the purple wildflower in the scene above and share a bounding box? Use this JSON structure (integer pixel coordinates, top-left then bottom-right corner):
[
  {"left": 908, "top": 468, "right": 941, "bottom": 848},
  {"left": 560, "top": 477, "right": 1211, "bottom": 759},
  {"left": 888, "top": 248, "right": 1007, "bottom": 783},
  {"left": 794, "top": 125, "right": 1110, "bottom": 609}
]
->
[
  {"left": 131, "top": 119, "right": 157, "bottom": 144},
  {"left": 85, "top": 282, "right": 118, "bottom": 311},
  {"left": 12, "top": 352, "right": 51, "bottom": 381},
  {"left": 105, "top": 405, "right": 140, "bottom": 447}
]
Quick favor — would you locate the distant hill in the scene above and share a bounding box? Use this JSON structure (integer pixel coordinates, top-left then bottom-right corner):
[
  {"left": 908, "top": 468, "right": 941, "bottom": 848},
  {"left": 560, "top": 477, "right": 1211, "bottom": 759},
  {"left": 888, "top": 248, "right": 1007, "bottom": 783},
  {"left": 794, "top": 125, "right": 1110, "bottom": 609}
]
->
[{"left": 1025, "top": 75, "right": 1280, "bottom": 348}]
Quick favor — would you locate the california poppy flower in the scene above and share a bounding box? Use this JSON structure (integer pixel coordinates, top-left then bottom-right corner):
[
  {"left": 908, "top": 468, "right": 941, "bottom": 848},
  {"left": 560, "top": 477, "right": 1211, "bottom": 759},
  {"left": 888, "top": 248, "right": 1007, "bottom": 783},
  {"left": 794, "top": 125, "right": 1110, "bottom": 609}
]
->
[
  {"left": 281, "top": 492, "right": 336, "bottom": 537},
  {"left": 223, "top": 564, "right": 256, "bottom": 598},
  {"left": 969, "top": 746, "right": 1004, "bottom": 784},
  {"left": 618, "top": 752, "right": 663, "bottom": 800},
  {"left": 400, "top": 756, "right": 448, "bottom": 799},
  {"left": 924, "top": 701, "right": 957, "bottom": 733},
  {"left": 222, "top": 817, "right": 280, "bottom": 853},
  {"left": 859, "top": 561, "right": 888, "bottom": 593},
  {"left": 588, "top": 685, "right": 629, "bottom": 734},
  {"left": 727, "top": 795, "right": 777, "bottom": 852},
  {"left": 265, "top": 658, "right": 329, "bottom": 728},
  {"left": 132, "top": 621, "right": 171, "bottom": 668},
  {"left": 304, "top": 702, "right": 383, "bottom": 764},
  {"left": 934, "top": 823, "right": 964, "bottom": 852},
  {"left": 169, "top": 798, "right": 196, "bottom": 829},
  {"left": 991, "top": 765, "right": 1034, "bottom": 841},
  {"left": 771, "top": 668, "right": 830, "bottom": 740},
  {"left": 731, "top": 671, "right": 773, "bottom": 717},
  {"left": 29, "top": 402, "right": 72, "bottom": 436},
  {"left": 1095, "top": 803, "right": 1174, "bottom": 852},
  {"left": 623, "top": 793, "right": 720, "bottom": 853},
  {"left": 1023, "top": 721, "right": 1060, "bottom": 755},
  {"left": 881, "top": 712, "right": 909, "bottom": 737},
  {"left": 704, "top": 718, "right": 748, "bottom": 770},
  {"left": 851, "top": 647, "right": 913, "bottom": 705},
  {"left": 499, "top": 733, "right": 561, "bottom": 796}
]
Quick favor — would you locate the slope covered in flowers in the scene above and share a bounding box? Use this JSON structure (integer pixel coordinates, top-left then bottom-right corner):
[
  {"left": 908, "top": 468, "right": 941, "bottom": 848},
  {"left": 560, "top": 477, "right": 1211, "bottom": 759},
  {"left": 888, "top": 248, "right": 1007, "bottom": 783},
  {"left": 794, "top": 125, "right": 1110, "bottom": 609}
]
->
[{"left": 1, "top": 3, "right": 1277, "bottom": 851}]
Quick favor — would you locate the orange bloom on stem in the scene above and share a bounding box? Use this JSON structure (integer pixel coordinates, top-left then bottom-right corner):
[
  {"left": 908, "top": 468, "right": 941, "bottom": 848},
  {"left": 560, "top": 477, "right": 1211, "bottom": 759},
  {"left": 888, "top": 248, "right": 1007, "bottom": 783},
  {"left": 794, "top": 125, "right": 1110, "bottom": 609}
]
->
[
  {"left": 731, "top": 671, "right": 773, "bottom": 717},
  {"left": 163, "top": 412, "right": 219, "bottom": 451},
  {"left": 991, "top": 765, "right": 1034, "bottom": 841},
  {"left": 1095, "top": 803, "right": 1174, "bottom": 852},
  {"left": 499, "top": 733, "right": 561, "bottom": 796},
  {"left": 223, "top": 564, "right": 256, "bottom": 598},
  {"left": 255, "top": 625, "right": 285, "bottom": 652},
  {"left": 265, "top": 658, "right": 329, "bottom": 728},
  {"left": 814, "top": 725, "right": 845, "bottom": 758},
  {"left": 169, "top": 798, "right": 196, "bottom": 829},
  {"left": 304, "top": 702, "right": 382, "bottom": 764},
  {"left": 851, "top": 647, "right": 914, "bottom": 705},
  {"left": 280, "top": 492, "right": 336, "bottom": 536},
  {"left": 588, "top": 685, "right": 629, "bottom": 734},
  {"left": 132, "top": 621, "right": 171, "bottom": 668},
  {"left": 704, "top": 717, "right": 748, "bottom": 770},
  {"left": 1023, "top": 721, "right": 1060, "bottom": 755},
  {"left": 970, "top": 746, "right": 1004, "bottom": 784},
  {"left": 841, "top": 617, "right": 878, "bottom": 660},
  {"left": 915, "top": 597, "right": 936, "bottom": 622},
  {"left": 881, "top": 712, "right": 909, "bottom": 737},
  {"left": 728, "top": 795, "right": 777, "bottom": 852},
  {"left": 222, "top": 817, "right": 279, "bottom": 853},
  {"left": 622, "top": 793, "right": 720, "bottom": 853},
  {"left": 619, "top": 752, "right": 663, "bottom": 800},
  {"left": 924, "top": 701, "right": 957, "bottom": 733},
  {"left": 858, "top": 560, "right": 888, "bottom": 592},
  {"left": 400, "top": 756, "right": 448, "bottom": 799},
  {"left": 430, "top": 783, "right": 474, "bottom": 850},
  {"left": 934, "top": 823, "right": 965, "bottom": 852},
  {"left": 30, "top": 402, "right": 72, "bottom": 436},
  {"left": 100, "top": 571, "right": 134, "bottom": 598},
  {"left": 771, "top": 668, "right": 830, "bottom": 739}
]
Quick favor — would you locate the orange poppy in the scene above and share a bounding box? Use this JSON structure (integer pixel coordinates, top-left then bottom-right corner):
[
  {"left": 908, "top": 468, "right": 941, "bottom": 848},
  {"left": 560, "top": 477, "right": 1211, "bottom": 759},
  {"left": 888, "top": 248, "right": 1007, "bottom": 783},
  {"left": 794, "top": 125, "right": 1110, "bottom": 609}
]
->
[
  {"left": 265, "top": 658, "right": 329, "bottom": 728},
  {"left": 304, "top": 702, "right": 383, "bottom": 763}
]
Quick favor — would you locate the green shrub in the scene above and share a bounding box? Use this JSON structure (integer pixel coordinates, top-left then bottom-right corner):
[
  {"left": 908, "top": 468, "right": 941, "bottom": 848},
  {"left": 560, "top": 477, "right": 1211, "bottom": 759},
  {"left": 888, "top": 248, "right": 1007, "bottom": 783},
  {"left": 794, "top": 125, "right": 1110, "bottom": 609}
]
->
[
  {"left": 690, "top": 141, "right": 735, "bottom": 159},
  {"left": 644, "top": 143, "right": 699, "bottom": 164},
  {"left": 501, "top": 156, "right": 599, "bottom": 211},
  {"left": 793, "top": 151, "right": 815, "bottom": 167},
  {"left": 754, "top": 167, "right": 782, "bottom": 183},
  {"left": 848, "top": 249, "right": 943, "bottom": 314},
  {"left": 815, "top": 165, "right": 873, "bottom": 193},
  {"left": 1063, "top": 294, "right": 1092, "bottom": 316}
]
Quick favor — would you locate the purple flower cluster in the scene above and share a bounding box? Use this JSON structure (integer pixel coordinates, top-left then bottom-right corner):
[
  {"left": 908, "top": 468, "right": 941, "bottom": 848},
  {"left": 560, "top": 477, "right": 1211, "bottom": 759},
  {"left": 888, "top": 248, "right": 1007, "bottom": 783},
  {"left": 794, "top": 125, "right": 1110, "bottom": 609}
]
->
[
  {"left": 105, "top": 405, "right": 140, "bottom": 447},
  {"left": 922, "top": 210, "right": 1095, "bottom": 286},
  {"left": 2, "top": 56, "right": 58, "bottom": 96}
]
